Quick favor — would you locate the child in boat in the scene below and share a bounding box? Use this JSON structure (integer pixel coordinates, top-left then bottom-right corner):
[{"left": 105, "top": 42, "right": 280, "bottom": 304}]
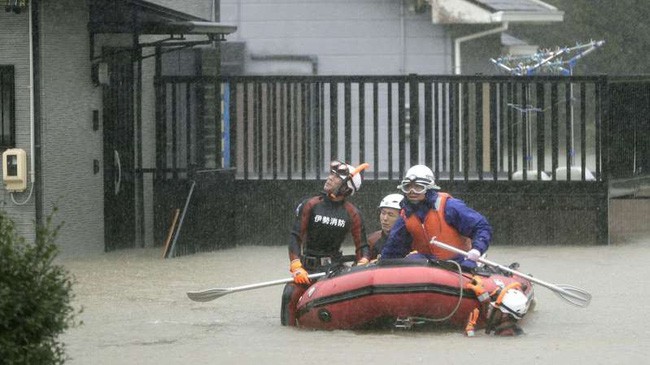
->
[
  {"left": 380, "top": 164, "right": 492, "bottom": 271},
  {"left": 281, "top": 160, "right": 371, "bottom": 326},
  {"left": 368, "top": 193, "right": 404, "bottom": 260}
]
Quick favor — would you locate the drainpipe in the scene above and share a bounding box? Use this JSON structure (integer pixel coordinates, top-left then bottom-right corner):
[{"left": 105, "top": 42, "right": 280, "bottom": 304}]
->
[
  {"left": 454, "top": 22, "right": 508, "bottom": 75},
  {"left": 31, "top": 0, "right": 43, "bottom": 226}
]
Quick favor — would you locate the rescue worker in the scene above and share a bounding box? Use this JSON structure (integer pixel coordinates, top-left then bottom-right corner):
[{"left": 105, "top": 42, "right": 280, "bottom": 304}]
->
[
  {"left": 281, "top": 160, "right": 371, "bottom": 326},
  {"left": 465, "top": 277, "right": 528, "bottom": 336},
  {"left": 368, "top": 193, "right": 404, "bottom": 259},
  {"left": 380, "top": 165, "right": 492, "bottom": 271}
]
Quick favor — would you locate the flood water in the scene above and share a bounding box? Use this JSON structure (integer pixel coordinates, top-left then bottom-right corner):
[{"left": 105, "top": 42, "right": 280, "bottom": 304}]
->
[{"left": 60, "top": 234, "right": 650, "bottom": 364}]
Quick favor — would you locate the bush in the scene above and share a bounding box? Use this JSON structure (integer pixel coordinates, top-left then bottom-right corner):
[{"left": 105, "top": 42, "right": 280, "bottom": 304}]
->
[{"left": 0, "top": 210, "right": 79, "bottom": 364}]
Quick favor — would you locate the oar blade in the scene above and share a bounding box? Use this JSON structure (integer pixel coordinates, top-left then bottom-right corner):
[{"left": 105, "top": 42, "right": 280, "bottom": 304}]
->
[
  {"left": 432, "top": 239, "right": 593, "bottom": 309},
  {"left": 185, "top": 273, "right": 326, "bottom": 303},
  {"left": 187, "top": 288, "right": 232, "bottom": 302},
  {"left": 554, "top": 284, "right": 592, "bottom": 308}
]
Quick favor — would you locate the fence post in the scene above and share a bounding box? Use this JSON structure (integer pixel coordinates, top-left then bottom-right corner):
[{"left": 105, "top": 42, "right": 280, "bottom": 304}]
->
[{"left": 408, "top": 73, "right": 419, "bottom": 167}]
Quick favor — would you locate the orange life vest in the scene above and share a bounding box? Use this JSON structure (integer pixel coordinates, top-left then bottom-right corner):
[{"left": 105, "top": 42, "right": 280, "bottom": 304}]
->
[{"left": 402, "top": 192, "right": 471, "bottom": 260}]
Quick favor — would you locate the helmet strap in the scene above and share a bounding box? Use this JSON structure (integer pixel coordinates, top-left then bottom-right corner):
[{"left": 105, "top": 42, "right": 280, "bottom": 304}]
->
[
  {"left": 328, "top": 162, "right": 368, "bottom": 198},
  {"left": 331, "top": 175, "right": 352, "bottom": 198}
]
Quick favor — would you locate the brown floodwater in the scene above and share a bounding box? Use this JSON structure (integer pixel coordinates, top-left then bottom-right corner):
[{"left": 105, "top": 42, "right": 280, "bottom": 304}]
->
[{"left": 60, "top": 234, "right": 650, "bottom": 364}]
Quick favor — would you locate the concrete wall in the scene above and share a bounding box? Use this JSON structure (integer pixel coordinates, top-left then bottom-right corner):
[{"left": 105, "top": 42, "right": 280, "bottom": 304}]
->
[
  {"left": 609, "top": 199, "right": 650, "bottom": 243},
  {"left": 0, "top": 9, "right": 36, "bottom": 241},
  {"left": 220, "top": 0, "right": 452, "bottom": 75},
  {"left": 231, "top": 179, "right": 610, "bottom": 247}
]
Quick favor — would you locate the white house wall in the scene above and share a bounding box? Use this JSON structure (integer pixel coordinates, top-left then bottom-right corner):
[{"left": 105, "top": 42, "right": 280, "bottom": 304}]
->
[
  {"left": 39, "top": 0, "right": 105, "bottom": 257},
  {"left": 221, "top": 0, "right": 452, "bottom": 75},
  {"left": 0, "top": 10, "right": 36, "bottom": 242}
]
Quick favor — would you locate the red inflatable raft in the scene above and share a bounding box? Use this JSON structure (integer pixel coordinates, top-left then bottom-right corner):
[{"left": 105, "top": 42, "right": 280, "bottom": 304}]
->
[{"left": 295, "top": 259, "right": 534, "bottom": 331}]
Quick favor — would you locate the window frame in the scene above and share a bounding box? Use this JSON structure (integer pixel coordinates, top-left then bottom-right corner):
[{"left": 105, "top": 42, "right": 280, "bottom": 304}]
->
[{"left": 0, "top": 65, "right": 16, "bottom": 151}]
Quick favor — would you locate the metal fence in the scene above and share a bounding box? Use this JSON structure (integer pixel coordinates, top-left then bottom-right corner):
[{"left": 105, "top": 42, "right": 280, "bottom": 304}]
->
[
  {"left": 156, "top": 74, "right": 607, "bottom": 183},
  {"left": 152, "top": 74, "right": 649, "bottom": 250}
]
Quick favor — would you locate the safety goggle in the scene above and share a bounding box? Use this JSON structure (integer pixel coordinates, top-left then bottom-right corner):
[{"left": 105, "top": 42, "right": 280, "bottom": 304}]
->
[
  {"left": 330, "top": 160, "right": 350, "bottom": 179},
  {"left": 398, "top": 182, "right": 427, "bottom": 194}
]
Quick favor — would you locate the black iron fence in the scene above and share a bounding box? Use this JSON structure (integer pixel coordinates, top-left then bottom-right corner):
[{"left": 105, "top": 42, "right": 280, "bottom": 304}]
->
[
  {"left": 156, "top": 74, "right": 607, "bottom": 182},
  {"left": 152, "top": 74, "right": 647, "bottom": 252},
  {"left": 608, "top": 77, "right": 650, "bottom": 180}
]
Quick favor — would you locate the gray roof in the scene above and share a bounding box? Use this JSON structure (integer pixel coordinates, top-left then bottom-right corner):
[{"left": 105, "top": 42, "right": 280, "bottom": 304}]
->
[
  {"left": 471, "top": 0, "right": 557, "bottom": 12},
  {"left": 431, "top": 0, "right": 563, "bottom": 24}
]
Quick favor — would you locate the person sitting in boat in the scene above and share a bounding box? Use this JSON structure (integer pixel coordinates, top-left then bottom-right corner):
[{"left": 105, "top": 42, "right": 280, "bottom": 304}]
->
[
  {"left": 281, "top": 160, "right": 371, "bottom": 326},
  {"left": 368, "top": 193, "right": 404, "bottom": 260},
  {"left": 380, "top": 164, "right": 492, "bottom": 271}
]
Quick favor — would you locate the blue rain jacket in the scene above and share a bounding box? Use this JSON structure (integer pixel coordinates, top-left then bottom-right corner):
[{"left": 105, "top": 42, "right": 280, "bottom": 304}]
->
[{"left": 380, "top": 190, "right": 492, "bottom": 268}]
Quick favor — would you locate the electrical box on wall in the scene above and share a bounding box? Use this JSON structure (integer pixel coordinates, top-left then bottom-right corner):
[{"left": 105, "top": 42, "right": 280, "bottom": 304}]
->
[{"left": 2, "top": 148, "right": 27, "bottom": 192}]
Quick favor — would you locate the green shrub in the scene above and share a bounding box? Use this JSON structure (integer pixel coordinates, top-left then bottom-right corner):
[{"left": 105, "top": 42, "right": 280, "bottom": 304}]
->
[{"left": 0, "top": 210, "right": 80, "bottom": 364}]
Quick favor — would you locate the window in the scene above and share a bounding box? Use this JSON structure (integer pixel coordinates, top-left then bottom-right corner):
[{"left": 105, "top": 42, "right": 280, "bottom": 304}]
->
[{"left": 0, "top": 66, "right": 16, "bottom": 150}]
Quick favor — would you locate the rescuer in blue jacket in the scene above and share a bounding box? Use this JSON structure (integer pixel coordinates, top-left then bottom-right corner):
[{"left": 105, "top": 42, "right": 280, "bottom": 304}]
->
[{"left": 380, "top": 165, "right": 492, "bottom": 270}]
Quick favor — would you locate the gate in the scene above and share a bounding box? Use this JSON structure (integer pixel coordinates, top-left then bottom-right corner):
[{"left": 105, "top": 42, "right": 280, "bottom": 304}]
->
[{"left": 103, "top": 50, "right": 136, "bottom": 251}]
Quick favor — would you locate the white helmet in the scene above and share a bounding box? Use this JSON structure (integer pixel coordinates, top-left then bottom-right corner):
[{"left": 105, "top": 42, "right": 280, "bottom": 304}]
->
[
  {"left": 345, "top": 164, "right": 362, "bottom": 196},
  {"left": 496, "top": 288, "right": 530, "bottom": 319},
  {"left": 379, "top": 193, "right": 404, "bottom": 210},
  {"left": 330, "top": 160, "right": 363, "bottom": 196},
  {"left": 398, "top": 165, "right": 440, "bottom": 192}
]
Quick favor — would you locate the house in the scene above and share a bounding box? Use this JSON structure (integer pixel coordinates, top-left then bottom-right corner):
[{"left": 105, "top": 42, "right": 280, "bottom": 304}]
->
[
  {"left": 1, "top": 0, "right": 565, "bottom": 257},
  {"left": 0, "top": 0, "right": 235, "bottom": 256},
  {"left": 219, "top": 0, "right": 563, "bottom": 76}
]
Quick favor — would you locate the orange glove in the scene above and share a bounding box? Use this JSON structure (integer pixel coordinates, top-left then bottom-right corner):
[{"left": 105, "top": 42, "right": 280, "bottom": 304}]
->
[
  {"left": 465, "top": 276, "right": 490, "bottom": 303},
  {"left": 356, "top": 257, "right": 370, "bottom": 266},
  {"left": 290, "top": 259, "right": 310, "bottom": 285}
]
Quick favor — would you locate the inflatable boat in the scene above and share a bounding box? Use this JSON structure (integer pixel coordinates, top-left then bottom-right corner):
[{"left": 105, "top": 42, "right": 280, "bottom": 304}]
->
[{"left": 295, "top": 259, "right": 535, "bottom": 331}]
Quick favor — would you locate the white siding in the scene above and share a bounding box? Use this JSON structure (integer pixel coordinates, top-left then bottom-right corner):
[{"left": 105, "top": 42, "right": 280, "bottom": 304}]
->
[
  {"left": 39, "top": 0, "right": 104, "bottom": 257},
  {"left": 221, "top": 0, "right": 452, "bottom": 75}
]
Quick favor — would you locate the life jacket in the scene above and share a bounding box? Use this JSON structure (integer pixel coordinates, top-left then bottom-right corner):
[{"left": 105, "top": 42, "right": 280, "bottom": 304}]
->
[
  {"left": 367, "top": 230, "right": 385, "bottom": 259},
  {"left": 402, "top": 192, "right": 471, "bottom": 260}
]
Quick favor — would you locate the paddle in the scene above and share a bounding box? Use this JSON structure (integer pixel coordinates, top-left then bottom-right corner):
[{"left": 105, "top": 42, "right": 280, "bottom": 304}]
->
[
  {"left": 431, "top": 239, "right": 592, "bottom": 308},
  {"left": 187, "top": 255, "right": 358, "bottom": 302},
  {"left": 187, "top": 272, "right": 327, "bottom": 302}
]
